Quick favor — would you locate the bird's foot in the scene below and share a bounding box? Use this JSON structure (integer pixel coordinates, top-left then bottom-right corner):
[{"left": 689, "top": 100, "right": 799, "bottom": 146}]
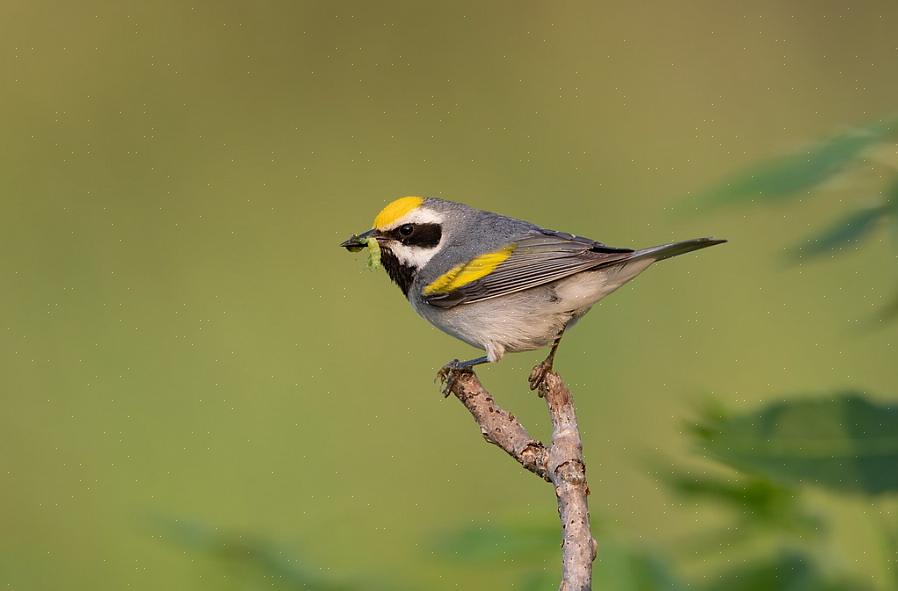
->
[
  {"left": 528, "top": 360, "right": 554, "bottom": 393},
  {"left": 437, "top": 359, "right": 472, "bottom": 397}
]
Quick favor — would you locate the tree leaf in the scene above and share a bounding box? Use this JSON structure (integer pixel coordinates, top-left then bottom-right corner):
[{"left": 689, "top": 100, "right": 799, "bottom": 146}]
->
[
  {"left": 887, "top": 176, "right": 898, "bottom": 209},
  {"left": 693, "top": 393, "right": 898, "bottom": 495},
  {"left": 436, "top": 521, "right": 685, "bottom": 590},
  {"left": 880, "top": 291, "right": 898, "bottom": 322},
  {"left": 666, "top": 472, "right": 795, "bottom": 514},
  {"left": 592, "top": 544, "right": 686, "bottom": 591},
  {"left": 662, "top": 472, "right": 820, "bottom": 534},
  {"left": 517, "top": 569, "right": 558, "bottom": 591},
  {"left": 702, "top": 552, "right": 871, "bottom": 591},
  {"left": 886, "top": 176, "right": 898, "bottom": 246},
  {"left": 695, "top": 121, "right": 897, "bottom": 207},
  {"left": 432, "top": 522, "right": 560, "bottom": 564},
  {"left": 791, "top": 206, "right": 886, "bottom": 259},
  {"left": 151, "top": 515, "right": 361, "bottom": 591}
]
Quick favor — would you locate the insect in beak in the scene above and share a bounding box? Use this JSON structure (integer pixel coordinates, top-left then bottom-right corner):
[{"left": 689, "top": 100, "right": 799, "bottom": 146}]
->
[{"left": 340, "top": 228, "right": 376, "bottom": 252}]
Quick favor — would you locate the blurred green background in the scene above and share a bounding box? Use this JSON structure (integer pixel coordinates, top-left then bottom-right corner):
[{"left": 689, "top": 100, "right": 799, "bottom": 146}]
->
[{"left": 2, "top": 1, "right": 897, "bottom": 589}]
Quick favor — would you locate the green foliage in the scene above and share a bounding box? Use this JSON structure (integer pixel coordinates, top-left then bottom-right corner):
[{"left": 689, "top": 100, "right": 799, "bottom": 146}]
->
[
  {"left": 439, "top": 520, "right": 867, "bottom": 591},
  {"left": 884, "top": 523, "right": 898, "bottom": 589},
  {"left": 434, "top": 522, "right": 684, "bottom": 590},
  {"left": 693, "top": 117, "right": 898, "bottom": 320},
  {"left": 156, "top": 386, "right": 898, "bottom": 591},
  {"left": 661, "top": 392, "right": 898, "bottom": 590},
  {"left": 516, "top": 569, "right": 558, "bottom": 591},
  {"left": 888, "top": 179, "right": 898, "bottom": 207},
  {"left": 591, "top": 545, "right": 686, "bottom": 591},
  {"left": 793, "top": 206, "right": 887, "bottom": 259},
  {"left": 701, "top": 553, "right": 871, "bottom": 591},
  {"left": 882, "top": 293, "right": 898, "bottom": 321},
  {"left": 692, "top": 393, "right": 898, "bottom": 495},
  {"left": 695, "top": 120, "right": 897, "bottom": 206},
  {"left": 153, "top": 516, "right": 369, "bottom": 591},
  {"left": 663, "top": 472, "right": 820, "bottom": 534},
  {"left": 432, "top": 522, "right": 560, "bottom": 564}
]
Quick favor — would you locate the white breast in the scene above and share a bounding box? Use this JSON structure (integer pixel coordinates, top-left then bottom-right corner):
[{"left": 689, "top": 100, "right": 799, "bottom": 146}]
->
[{"left": 413, "top": 259, "right": 657, "bottom": 362}]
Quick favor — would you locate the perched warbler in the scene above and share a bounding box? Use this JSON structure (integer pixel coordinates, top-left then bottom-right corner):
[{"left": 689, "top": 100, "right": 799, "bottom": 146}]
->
[{"left": 341, "top": 196, "right": 724, "bottom": 388}]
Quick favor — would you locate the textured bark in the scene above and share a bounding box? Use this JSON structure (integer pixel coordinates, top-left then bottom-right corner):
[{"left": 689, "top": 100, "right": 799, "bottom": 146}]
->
[
  {"left": 539, "top": 372, "right": 598, "bottom": 591},
  {"left": 441, "top": 368, "right": 597, "bottom": 590}
]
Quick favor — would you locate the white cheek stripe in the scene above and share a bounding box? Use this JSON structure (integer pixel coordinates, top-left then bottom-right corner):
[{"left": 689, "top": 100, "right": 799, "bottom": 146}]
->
[
  {"left": 382, "top": 207, "right": 447, "bottom": 269},
  {"left": 388, "top": 240, "right": 444, "bottom": 269}
]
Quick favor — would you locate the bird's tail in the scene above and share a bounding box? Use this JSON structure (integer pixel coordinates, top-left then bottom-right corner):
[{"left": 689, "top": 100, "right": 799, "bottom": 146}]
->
[{"left": 631, "top": 237, "right": 727, "bottom": 262}]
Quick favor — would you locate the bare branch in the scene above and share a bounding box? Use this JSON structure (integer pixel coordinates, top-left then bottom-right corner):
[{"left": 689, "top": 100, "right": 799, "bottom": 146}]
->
[
  {"left": 441, "top": 367, "right": 597, "bottom": 590},
  {"left": 538, "top": 371, "right": 598, "bottom": 591}
]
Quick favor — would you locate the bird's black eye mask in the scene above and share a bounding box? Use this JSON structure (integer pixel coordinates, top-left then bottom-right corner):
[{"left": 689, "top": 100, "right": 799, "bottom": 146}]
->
[{"left": 379, "top": 223, "right": 442, "bottom": 248}]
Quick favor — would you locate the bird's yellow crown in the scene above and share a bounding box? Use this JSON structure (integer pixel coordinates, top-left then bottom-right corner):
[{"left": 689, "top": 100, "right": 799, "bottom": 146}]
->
[{"left": 374, "top": 196, "right": 424, "bottom": 230}]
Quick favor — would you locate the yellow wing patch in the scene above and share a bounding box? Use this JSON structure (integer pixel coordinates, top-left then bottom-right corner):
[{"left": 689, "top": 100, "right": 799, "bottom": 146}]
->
[
  {"left": 373, "top": 196, "right": 424, "bottom": 230},
  {"left": 424, "top": 244, "right": 517, "bottom": 295}
]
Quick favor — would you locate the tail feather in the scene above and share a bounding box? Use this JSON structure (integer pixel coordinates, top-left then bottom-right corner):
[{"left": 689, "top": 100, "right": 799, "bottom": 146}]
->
[{"left": 632, "top": 237, "right": 727, "bottom": 262}]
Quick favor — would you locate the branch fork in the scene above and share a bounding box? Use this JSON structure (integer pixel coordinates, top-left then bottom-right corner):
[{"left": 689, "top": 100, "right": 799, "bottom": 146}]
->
[{"left": 438, "top": 366, "right": 598, "bottom": 591}]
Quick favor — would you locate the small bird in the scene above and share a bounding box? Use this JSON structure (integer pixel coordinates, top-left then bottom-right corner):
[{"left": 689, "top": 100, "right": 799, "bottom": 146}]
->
[{"left": 341, "top": 196, "right": 725, "bottom": 389}]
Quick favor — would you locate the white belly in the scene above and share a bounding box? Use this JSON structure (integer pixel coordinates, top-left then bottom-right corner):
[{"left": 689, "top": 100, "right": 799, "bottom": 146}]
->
[{"left": 416, "top": 260, "right": 654, "bottom": 361}]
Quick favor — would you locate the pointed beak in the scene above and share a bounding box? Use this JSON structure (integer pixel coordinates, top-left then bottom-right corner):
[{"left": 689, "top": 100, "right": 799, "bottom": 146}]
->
[{"left": 340, "top": 228, "right": 376, "bottom": 252}]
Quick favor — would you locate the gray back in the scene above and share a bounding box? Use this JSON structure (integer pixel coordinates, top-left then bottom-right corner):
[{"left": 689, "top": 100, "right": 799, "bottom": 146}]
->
[{"left": 414, "top": 198, "right": 538, "bottom": 287}]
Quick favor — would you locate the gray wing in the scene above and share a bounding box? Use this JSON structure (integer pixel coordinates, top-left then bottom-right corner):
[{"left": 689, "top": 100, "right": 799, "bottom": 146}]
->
[{"left": 422, "top": 229, "right": 636, "bottom": 309}]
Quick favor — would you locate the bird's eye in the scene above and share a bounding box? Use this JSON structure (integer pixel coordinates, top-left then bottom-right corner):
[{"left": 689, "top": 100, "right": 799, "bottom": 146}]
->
[{"left": 398, "top": 224, "right": 414, "bottom": 237}]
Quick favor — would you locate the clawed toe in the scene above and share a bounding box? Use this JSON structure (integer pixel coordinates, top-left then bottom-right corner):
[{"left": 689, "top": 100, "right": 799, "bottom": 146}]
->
[
  {"left": 436, "top": 358, "right": 462, "bottom": 381},
  {"left": 437, "top": 359, "right": 471, "bottom": 397},
  {"left": 528, "top": 361, "right": 553, "bottom": 392}
]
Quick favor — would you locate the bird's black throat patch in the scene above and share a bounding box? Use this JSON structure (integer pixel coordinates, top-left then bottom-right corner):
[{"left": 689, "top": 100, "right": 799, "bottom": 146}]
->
[{"left": 379, "top": 247, "right": 416, "bottom": 297}]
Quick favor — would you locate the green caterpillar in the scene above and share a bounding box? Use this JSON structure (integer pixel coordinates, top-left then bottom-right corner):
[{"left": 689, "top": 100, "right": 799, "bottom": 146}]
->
[{"left": 365, "top": 236, "right": 381, "bottom": 270}]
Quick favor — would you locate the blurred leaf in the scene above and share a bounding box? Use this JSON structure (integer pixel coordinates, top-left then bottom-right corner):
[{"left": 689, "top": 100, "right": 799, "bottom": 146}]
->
[
  {"left": 886, "top": 177, "right": 898, "bottom": 248},
  {"left": 880, "top": 176, "right": 898, "bottom": 321},
  {"left": 153, "top": 515, "right": 362, "bottom": 591},
  {"left": 880, "top": 522, "right": 898, "bottom": 590},
  {"left": 889, "top": 530, "right": 898, "bottom": 590},
  {"left": 664, "top": 472, "right": 820, "bottom": 534},
  {"left": 791, "top": 206, "right": 886, "bottom": 259},
  {"left": 881, "top": 292, "right": 898, "bottom": 322},
  {"left": 593, "top": 544, "right": 685, "bottom": 591},
  {"left": 668, "top": 524, "right": 766, "bottom": 562},
  {"left": 433, "top": 522, "right": 560, "bottom": 565},
  {"left": 687, "top": 398, "right": 730, "bottom": 442},
  {"left": 694, "top": 393, "right": 898, "bottom": 495},
  {"left": 519, "top": 541, "right": 685, "bottom": 591},
  {"left": 887, "top": 176, "right": 898, "bottom": 209},
  {"left": 517, "top": 569, "right": 558, "bottom": 591},
  {"left": 437, "top": 521, "right": 685, "bottom": 590},
  {"left": 695, "top": 121, "right": 897, "bottom": 207},
  {"left": 702, "top": 552, "right": 871, "bottom": 591},
  {"left": 667, "top": 472, "right": 794, "bottom": 513}
]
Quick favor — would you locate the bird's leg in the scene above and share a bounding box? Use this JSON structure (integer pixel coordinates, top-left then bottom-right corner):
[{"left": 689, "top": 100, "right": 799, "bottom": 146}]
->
[
  {"left": 437, "top": 356, "right": 490, "bottom": 397},
  {"left": 529, "top": 333, "right": 564, "bottom": 392}
]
